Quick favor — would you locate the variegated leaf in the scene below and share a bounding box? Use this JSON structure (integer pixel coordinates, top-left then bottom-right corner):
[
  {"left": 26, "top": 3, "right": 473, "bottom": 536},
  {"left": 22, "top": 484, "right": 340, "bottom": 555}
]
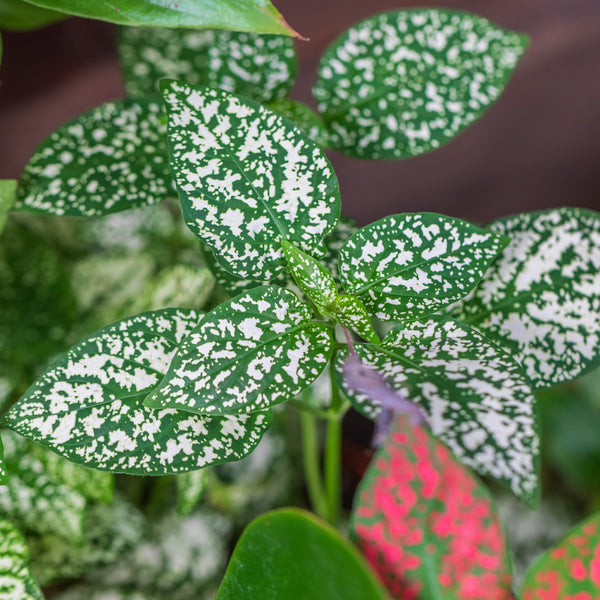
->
[
  {"left": 146, "top": 286, "right": 333, "bottom": 415},
  {"left": 313, "top": 9, "right": 527, "bottom": 159},
  {"left": 0, "top": 179, "right": 16, "bottom": 234},
  {"left": 339, "top": 213, "right": 509, "bottom": 321},
  {"left": 330, "top": 295, "right": 380, "bottom": 345},
  {"left": 521, "top": 510, "right": 600, "bottom": 599},
  {"left": 268, "top": 99, "right": 331, "bottom": 147},
  {"left": 352, "top": 416, "right": 514, "bottom": 600},
  {"left": 162, "top": 81, "right": 341, "bottom": 280},
  {"left": 452, "top": 207, "right": 600, "bottom": 390},
  {"left": 16, "top": 98, "right": 172, "bottom": 216},
  {"left": 0, "top": 519, "right": 43, "bottom": 600},
  {"left": 119, "top": 26, "right": 297, "bottom": 102},
  {"left": 335, "top": 315, "right": 539, "bottom": 505},
  {"left": 3, "top": 309, "right": 272, "bottom": 474},
  {"left": 176, "top": 469, "right": 211, "bottom": 516}
]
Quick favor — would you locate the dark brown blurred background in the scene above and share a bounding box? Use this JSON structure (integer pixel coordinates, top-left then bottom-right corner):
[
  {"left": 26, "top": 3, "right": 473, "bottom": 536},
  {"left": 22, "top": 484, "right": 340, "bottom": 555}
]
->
[{"left": 1, "top": 0, "right": 599, "bottom": 225}]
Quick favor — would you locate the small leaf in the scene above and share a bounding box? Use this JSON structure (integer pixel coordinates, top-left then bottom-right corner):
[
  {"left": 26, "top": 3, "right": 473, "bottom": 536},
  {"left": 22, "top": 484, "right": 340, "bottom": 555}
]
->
[
  {"left": 3, "top": 309, "right": 272, "bottom": 474},
  {"left": 335, "top": 315, "right": 540, "bottom": 505},
  {"left": 521, "top": 511, "right": 600, "bottom": 599},
  {"left": 268, "top": 98, "right": 331, "bottom": 147},
  {"left": 119, "top": 26, "right": 297, "bottom": 102},
  {"left": 16, "top": 97, "right": 172, "bottom": 216},
  {"left": 216, "top": 508, "right": 389, "bottom": 600},
  {"left": 0, "top": 0, "right": 64, "bottom": 31},
  {"left": 0, "top": 434, "right": 6, "bottom": 484},
  {"left": 0, "top": 519, "right": 43, "bottom": 600},
  {"left": 176, "top": 469, "right": 210, "bottom": 516},
  {"left": 162, "top": 81, "right": 341, "bottom": 280},
  {"left": 314, "top": 9, "right": 528, "bottom": 159},
  {"left": 352, "top": 416, "right": 513, "bottom": 600},
  {"left": 330, "top": 295, "right": 380, "bottom": 344},
  {"left": 339, "top": 213, "right": 509, "bottom": 321},
  {"left": 16, "top": 0, "right": 300, "bottom": 37},
  {"left": 146, "top": 286, "right": 333, "bottom": 415},
  {"left": 0, "top": 179, "right": 17, "bottom": 235}
]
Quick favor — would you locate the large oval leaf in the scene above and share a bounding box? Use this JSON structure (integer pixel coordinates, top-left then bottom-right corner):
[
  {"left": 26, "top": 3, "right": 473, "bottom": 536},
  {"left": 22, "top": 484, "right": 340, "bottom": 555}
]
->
[
  {"left": 453, "top": 207, "right": 600, "bottom": 390},
  {"left": 16, "top": 98, "right": 172, "bottom": 217},
  {"left": 338, "top": 213, "right": 509, "bottom": 321},
  {"left": 119, "top": 26, "right": 297, "bottom": 102},
  {"left": 352, "top": 417, "right": 513, "bottom": 600},
  {"left": 0, "top": 0, "right": 64, "bottom": 31},
  {"left": 313, "top": 9, "right": 528, "bottom": 159},
  {"left": 216, "top": 508, "right": 388, "bottom": 600},
  {"left": 146, "top": 286, "right": 333, "bottom": 415},
  {"left": 3, "top": 309, "right": 272, "bottom": 474},
  {"left": 335, "top": 315, "right": 540, "bottom": 505},
  {"left": 162, "top": 81, "right": 341, "bottom": 280}
]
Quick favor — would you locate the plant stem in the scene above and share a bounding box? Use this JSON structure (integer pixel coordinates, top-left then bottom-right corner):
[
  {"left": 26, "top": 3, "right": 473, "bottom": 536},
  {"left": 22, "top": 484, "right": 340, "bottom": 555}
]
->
[
  {"left": 300, "top": 410, "right": 328, "bottom": 521},
  {"left": 325, "top": 357, "right": 343, "bottom": 526}
]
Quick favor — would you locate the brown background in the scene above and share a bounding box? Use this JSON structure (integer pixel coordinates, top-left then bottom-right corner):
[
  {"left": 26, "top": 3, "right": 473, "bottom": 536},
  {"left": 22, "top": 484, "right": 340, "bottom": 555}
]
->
[{"left": 1, "top": 0, "right": 599, "bottom": 225}]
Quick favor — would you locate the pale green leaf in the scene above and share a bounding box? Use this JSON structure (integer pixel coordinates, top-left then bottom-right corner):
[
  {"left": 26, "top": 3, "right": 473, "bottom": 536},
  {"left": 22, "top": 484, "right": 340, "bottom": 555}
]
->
[
  {"left": 16, "top": 97, "right": 172, "bottom": 216},
  {"left": 176, "top": 469, "right": 210, "bottom": 516},
  {"left": 162, "top": 81, "right": 341, "bottom": 280},
  {"left": 16, "top": 0, "right": 299, "bottom": 36},
  {"left": 3, "top": 309, "right": 272, "bottom": 474},
  {"left": 339, "top": 212, "right": 509, "bottom": 320},
  {"left": 268, "top": 99, "right": 331, "bottom": 147},
  {"left": 0, "top": 519, "right": 43, "bottom": 600},
  {"left": 119, "top": 26, "right": 296, "bottom": 103},
  {"left": 330, "top": 295, "right": 380, "bottom": 345},
  {"left": 0, "top": 0, "right": 64, "bottom": 31},
  {"left": 335, "top": 314, "right": 540, "bottom": 505},
  {"left": 314, "top": 9, "right": 528, "bottom": 159},
  {"left": 0, "top": 179, "right": 17, "bottom": 235},
  {"left": 146, "top": 286, "right": 333, "bottom": 415},
  {"left": 453, "top": 207, "right": 600, "bottom": 390}
]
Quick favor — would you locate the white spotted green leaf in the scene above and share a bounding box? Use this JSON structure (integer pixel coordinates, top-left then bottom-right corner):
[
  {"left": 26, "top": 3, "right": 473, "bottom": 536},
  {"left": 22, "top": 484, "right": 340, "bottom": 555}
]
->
[
  {"left": 146, "top": 286, "right": 333, "bottom": 415},
  {"left": 2, "top": 309, "right": 272, "bottom": 474},
  {"left": 453, "top": 207, "right": 600, "bottom": 390},
  {"left": 16, "top": 98, "right": 172, "bottom": 216},
  {"left": 162, "top": 81, "right": 341, "bottom": 280},
  {"left": 119, "top": 27, "right": 296, "bottom": 102},
  {"left": 330, "top": 295, "right": 380, "bottom": 345},
  {"left": 313, "top": 9, "right": 528, "bottom": 159},
  {"left": 338, "top": 213, "right": 509, "bottom": 321},
  {"left": 335, "top": 315, "right": 540, "bottom": 506},
  {"left": 268, "top": 99, "right": 331, "bottom": 147},
  {"left": 0, "top": 519, "right": 43, "bottom": 600},
  {"left": 176, "top": 469, "right": 211, "bottom": 516}
]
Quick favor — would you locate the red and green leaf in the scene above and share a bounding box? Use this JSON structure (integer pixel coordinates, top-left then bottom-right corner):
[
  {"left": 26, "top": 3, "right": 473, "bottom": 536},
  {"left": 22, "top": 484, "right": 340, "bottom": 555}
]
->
[{"left": 352, "top": 416, "right": 513, "bottom": 600}]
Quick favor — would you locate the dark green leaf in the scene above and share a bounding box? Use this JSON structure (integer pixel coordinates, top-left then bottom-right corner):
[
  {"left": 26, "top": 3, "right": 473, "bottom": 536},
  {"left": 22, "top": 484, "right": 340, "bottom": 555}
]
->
[
  {"left": 0, "top": 434, "right": 6, "bottom": 484},
  {"left": 268, "top": 98, "right": 331, "bottom": 147},
  {"left": 0, "top": 0, "right": 64, "bottom": 31}
]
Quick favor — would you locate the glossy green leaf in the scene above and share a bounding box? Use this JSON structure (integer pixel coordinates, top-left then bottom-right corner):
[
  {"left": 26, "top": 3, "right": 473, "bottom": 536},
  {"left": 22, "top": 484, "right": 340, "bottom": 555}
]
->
[
  {"left": 353, "top": 416, "right": 513, "bottom": 600},
  {"left": 176, "top": 469, "right": 210, "bottom": 516},
  {"left": 3, "top": 309, "right": 272, "bottom": 474},
  {"left": 162, "top": 81, "right": 341, "bottom": 280},
  {"left": 314, "top": 9, "right": 527, "bottom": 159},
  {"left": 146, "top": 286, "right": 333, "bottom": 415},
  {"left": 521, "top": 511, "right": 600, "bottom": 599},
  {"left": 16, "top": 97, "right": 172, "bottom": 216},
  {"left": 0, "top": 519, "right": 43, "bottom": 600},
  {"left": 17, "top": 0, "right": 299, "bottom": 36},
  {"left": 216, "top": 508, "right": 388, "bottom": 600},
  {"left": 336, "top": 315, "right": 540, "bottom": 505},
  {"left": 339, "top": 213, "right": 509, "bottom": 321},
  {"left": 330, "top": 294, "right": 380, "bottom": 344},
  {"left": 0, "top": 0, "right": 64, "bottom": 31},
  {"left": 0, "top": 179, "right": 17, "bottom": 235},
  {"left": 453, "top": 207, "right": 600, "bottom": 390},
  {"left": 268, "top": 98, "right": 331, "bottom": 147},
  {"left": 119, "top": 26, "right": 296, "bottom": 102}
]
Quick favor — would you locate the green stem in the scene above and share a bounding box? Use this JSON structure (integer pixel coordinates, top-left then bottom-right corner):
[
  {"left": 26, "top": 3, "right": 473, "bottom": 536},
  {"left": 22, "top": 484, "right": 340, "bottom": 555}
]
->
[
  {"left": 300, "top": 410, "right": 328, "bottom": 521},
  {"left": 325, "top": 357, "right": 344, "bottom": 526}
]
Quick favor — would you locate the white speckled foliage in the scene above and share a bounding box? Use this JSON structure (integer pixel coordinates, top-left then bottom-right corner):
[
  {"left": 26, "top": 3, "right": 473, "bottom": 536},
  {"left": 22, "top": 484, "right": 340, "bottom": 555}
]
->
[
  {"left": 162, "top": 82, "right": 341, "bottom": 280},
  {"left": 3, "top": 309, "right": 272, "bottom": 474},
  {"left": 16, "top": 98, "right": 172, "bottom": 216},
  {"left": 0, "top": 519, "right": 43, "bottom": 600},
  {"left": 267, "top": 99, "right": 331, "bottom": 147},
  {"left": 453, "top": 207, "right": 600, "bottom": 390},
  {"left": 330, "top": 295, "right": 380, "bottom": 345},
  {"left": 338, "top": 213, "right": 509, "bottom": 321},
  {"left": 146, "top": 287, "right": 333, "bottom": 415},
  {"left": 119, "top": 27, "right": 297, "bottom": 103},
  {"left": 335, "top": 315, "right": 540, "bottom": 506},
  {"left": 314, "top": 9, "right": 527, "bottom": 159}
]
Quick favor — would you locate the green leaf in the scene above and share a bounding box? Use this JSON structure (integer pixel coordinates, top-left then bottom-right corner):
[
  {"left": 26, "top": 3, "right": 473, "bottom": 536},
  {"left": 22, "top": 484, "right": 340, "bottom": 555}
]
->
[
  {"left": 0, "top": 179, "right": 17, "bottom": 235},
  {"left": 0, "top": 0, "right": 64, "bottom": 31},
  {"left": 118, "top": 26, "right": 297, "bottom": 103},
  {"left": 521, "top": 511, "right": 600, "bottom": 599},
  {"left": 0, "top": 519, "right": 43, "bottom": 600},
  {"left": 17, "top": 0, "right": 300, "bottom": 36},
  {"left": 176, "top": 469, "right": 210, "bottom": 516},
  {"left": 453, "top": 207, "right": 600, "bottom": 390},
  {"left": 339, "top": 213, "right": 509, "bottom": 321},
  {"left": 352, "top": 416, "right": 513, "bottom": 600},
  {"left": 216, "top": 508, "right": 388, "bottom": 600},
  {"left": 162, "top": 81, "right": 341, "bottom": 280},
  {"left": 3, "top": 309, "right": 272, "bottom": 474},
  {"left": 146, "top": 286, "right": 333, "bottom": 415},
  {"left": 313, "top": 9, "right": 528, "bottom": 159},
  {"left": 16, "top": 97, "right": 173, "bottom": 216},
  {"left": 330, "top": 295, "right": 380, "bottom": 344},
  {"left": 335, "top": 315, "right": 540, "bottom": 505},
  {"left": 0, "top": 435, "right": 6, "bottom": 484},
  {"left": 267, "top": 98, "right": 331, "bottom": 147}
]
